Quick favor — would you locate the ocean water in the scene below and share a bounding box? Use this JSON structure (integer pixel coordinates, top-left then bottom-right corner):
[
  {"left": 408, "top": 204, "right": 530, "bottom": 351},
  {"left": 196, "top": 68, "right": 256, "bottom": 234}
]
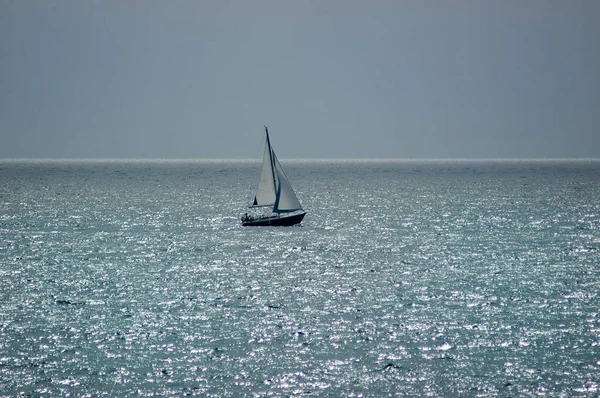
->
[{"left": 0, "top": 159, "right": 599, "bottom": 397}]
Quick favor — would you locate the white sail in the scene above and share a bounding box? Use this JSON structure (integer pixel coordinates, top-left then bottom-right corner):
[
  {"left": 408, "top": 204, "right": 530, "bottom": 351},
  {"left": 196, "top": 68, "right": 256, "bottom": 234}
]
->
[
  {"left": 253, "top": 138, "right": 277, "bottom": 206},
  {"left": 250, "top": 127, "right": 302, "bottom": 213},
  {"left": 272, "top": 152, "right": 303, "bottom": 213}
]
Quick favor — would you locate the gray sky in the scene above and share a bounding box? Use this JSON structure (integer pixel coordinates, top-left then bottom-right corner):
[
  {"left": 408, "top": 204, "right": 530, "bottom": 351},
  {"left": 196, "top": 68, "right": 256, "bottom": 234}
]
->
[{"left": 1, "top": 0, "right": 599, "bottom": 159}]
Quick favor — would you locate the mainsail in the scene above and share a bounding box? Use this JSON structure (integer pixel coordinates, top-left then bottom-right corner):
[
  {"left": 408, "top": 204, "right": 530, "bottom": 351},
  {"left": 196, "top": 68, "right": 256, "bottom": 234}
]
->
[
  {"left": 253, "top": 134, "right": 277, "bottom": 207},
  {"left": 251, "top": 127, "right": 303, "bottom": 214}
]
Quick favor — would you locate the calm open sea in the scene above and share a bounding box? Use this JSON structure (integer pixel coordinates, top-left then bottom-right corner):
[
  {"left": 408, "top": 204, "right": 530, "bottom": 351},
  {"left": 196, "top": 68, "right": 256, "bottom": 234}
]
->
[{"left": 1, "top": 159, "right": 599, "bottom": 397}]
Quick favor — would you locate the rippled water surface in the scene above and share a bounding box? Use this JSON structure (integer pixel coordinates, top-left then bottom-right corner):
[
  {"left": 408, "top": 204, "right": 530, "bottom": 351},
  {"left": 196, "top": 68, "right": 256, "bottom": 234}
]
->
[{"left": 1, "top": 159, "right": 599, "bottom": 397}]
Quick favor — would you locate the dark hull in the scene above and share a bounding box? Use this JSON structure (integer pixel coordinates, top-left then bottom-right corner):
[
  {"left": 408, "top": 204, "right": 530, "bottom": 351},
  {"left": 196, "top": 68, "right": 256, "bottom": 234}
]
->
[{"left": 242, "top": 212, "right": 306, "bottom": 227}]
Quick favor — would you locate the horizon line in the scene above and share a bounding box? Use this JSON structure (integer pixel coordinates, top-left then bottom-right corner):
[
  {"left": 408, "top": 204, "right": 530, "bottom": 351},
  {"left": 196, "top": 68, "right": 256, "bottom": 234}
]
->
[{"left": 1, "top": 157, "right": 599, "bottom": 163}]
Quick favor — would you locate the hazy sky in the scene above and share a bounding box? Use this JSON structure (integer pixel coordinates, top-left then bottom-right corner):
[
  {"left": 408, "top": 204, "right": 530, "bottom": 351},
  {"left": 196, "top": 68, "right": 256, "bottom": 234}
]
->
[{"left": 1, "top": 1, "right": 599, "bottom": 159}]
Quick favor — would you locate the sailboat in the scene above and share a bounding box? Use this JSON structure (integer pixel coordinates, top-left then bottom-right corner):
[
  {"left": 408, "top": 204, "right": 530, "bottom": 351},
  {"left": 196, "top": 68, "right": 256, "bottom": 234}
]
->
[{"left": 241, "top": 126, "right": 306, "bottom": 226}]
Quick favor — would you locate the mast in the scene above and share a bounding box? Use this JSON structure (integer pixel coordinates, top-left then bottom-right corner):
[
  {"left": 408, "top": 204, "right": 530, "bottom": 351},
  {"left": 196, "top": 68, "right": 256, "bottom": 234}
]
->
[{"left": 265, "top": 126, "right": 278, "bottom": 205}]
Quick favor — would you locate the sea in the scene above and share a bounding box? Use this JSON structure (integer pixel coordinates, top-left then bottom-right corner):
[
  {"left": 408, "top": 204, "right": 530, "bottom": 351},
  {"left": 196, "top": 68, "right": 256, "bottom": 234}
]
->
[{"left": 0, "top": 159, "right": 599, "bottom": 397}]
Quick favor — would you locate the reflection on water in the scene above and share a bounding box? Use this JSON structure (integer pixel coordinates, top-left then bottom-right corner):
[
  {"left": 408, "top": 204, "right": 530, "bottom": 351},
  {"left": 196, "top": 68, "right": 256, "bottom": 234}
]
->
[{"left": 1, "top": 159, "right": 599, "bottom": 396}]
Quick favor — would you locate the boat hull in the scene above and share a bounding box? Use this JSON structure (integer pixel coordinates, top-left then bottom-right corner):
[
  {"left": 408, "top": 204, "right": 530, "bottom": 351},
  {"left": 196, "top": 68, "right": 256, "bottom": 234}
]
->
[{"left": 242, "top": 212, "right": 306, "bottom": 227}]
